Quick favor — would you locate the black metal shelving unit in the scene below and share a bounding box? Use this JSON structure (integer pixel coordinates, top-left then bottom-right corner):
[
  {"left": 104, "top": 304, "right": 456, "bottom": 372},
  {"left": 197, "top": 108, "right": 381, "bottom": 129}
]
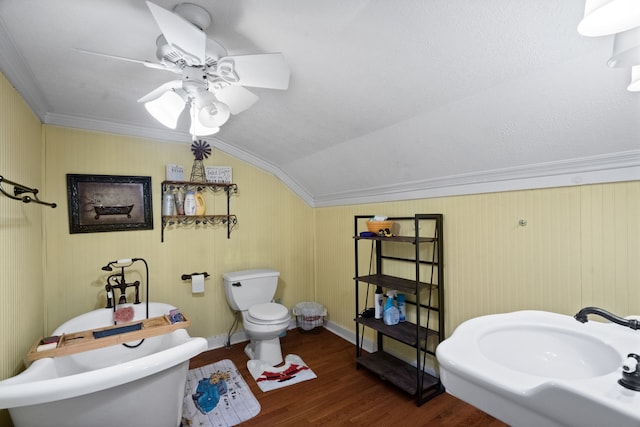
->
[{"left": 353, "top": 214, "right": 444, "bottom": 406}]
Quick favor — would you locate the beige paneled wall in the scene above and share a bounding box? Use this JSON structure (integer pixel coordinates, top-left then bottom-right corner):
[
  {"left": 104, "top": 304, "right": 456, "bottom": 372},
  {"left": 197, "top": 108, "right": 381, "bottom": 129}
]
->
[
  {"left": 0, "top": 73, "right": 44, "bottom": 425},
  {"left": 42, "top": 126, "right": 315, "bottom": 338},
  {"left": 316, "top": 182, "right": 640, "bottom": 337}
]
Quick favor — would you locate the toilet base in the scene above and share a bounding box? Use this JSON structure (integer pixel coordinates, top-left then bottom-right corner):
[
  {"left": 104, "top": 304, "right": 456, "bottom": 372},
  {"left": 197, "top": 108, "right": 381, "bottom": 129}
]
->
[{"left": 244, "top": 337, "right": 283, "bottom": 366}]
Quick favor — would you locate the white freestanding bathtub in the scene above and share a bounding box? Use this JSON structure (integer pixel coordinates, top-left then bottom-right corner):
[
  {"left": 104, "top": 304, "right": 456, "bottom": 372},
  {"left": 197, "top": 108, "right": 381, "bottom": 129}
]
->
[{"left": 0, "top": 302, "right": 208, "bottom": 427}]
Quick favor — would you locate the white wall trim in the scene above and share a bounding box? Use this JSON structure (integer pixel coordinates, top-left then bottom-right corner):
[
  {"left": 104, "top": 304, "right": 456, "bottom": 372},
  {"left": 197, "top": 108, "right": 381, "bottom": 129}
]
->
[
  {"left": 35, "top": 117, "right": 640, "bottom": 209},
  {"left": 208, "top": 321, "right": 438, "bottom": 377},
  {"left": 313, "top": 150, "right": 640, "bottom": 207}
]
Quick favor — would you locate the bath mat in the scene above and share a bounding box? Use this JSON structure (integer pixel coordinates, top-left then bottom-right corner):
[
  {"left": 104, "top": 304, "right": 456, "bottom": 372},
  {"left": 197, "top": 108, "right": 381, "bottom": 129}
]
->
[
  {"left": 182, "top": 359, "right": 260, "bottom": 427},
  {"left": 247, "top": 354, "right": 317, "bottom": 392}
]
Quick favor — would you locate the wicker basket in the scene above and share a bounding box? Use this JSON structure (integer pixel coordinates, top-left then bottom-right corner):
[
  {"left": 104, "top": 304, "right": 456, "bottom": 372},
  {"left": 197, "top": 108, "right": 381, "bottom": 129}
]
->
[{"left": 366, "top": 220, "right": 393, "bottom": 233}]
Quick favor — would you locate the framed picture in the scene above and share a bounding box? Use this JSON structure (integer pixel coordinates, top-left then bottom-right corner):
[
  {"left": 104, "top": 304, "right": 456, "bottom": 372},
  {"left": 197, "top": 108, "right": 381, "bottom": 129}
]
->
[
  {"left": 205, "top": 166, "right": 233, "bottom": 184},
  {"left": 67, "top": 174, "right": 153, "bottom": 234}
]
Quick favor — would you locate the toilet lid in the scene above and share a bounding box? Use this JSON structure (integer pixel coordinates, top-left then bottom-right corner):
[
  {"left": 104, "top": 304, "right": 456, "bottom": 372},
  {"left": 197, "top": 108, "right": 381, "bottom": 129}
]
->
[{"left": 248, "top": 303, "right": 289, "bottom": 322}]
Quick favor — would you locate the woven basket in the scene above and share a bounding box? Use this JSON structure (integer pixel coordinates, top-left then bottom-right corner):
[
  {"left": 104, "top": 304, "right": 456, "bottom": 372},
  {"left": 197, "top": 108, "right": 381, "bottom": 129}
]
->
[{"left": 366, "top": 220, "right": 393, "bottom": 233}]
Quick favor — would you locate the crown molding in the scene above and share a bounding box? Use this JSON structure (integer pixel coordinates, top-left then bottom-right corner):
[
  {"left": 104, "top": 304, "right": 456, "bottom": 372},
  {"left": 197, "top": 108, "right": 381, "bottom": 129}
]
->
[
  {"left": 312, "top": 150, "right": 640, "bottom": 207},
  {"left": 0, "top": 16, "right": 50, "bottom": 119}
]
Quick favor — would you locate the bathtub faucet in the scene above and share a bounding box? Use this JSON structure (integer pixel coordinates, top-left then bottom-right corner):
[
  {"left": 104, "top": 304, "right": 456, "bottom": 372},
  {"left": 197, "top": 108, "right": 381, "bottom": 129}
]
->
[
  {"left": 574, "top": 306, "right": 640, "bottom": 331},
  {"left": 101, "top": 258, "right": 145, "bottom": 308}
]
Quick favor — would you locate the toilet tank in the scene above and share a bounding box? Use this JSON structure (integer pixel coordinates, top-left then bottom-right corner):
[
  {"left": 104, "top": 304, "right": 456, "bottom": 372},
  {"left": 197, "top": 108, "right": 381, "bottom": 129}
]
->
[{"left": 223, "top": 269, "right": 280, "bottom": 311}]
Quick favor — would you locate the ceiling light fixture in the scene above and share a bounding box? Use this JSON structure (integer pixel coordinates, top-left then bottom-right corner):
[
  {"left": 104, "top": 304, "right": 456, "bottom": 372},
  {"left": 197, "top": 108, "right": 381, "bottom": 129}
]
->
[
  {"left": 578, "top": 0, "right": 640, "bottom": 92},
  {"left": 144, "top": 90, "right": 185, "bottom": 129},
  {"left": 578, "top": 0, "right": 640, "bottom": 36},
  {"left": 607, "top": 26, "right": 640, "bottom": 67},
  {"left": 189, "top": 103, "right": 220, "bottom": 136},
  {"left": 628, "top": 65, "right": 640, "bottom": 91}
]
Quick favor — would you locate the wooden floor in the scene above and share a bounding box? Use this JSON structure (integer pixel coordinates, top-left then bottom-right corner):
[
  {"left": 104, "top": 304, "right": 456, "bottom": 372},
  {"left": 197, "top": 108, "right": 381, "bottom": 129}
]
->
[{"left": 189, "top": 328, "right": 508, "bottom": 426}]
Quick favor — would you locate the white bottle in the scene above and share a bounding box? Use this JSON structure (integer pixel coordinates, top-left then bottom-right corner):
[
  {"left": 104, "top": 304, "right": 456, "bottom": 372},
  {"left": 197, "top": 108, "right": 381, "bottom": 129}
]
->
[
  {"left": 374, "top": 286, "right": 384, "bottom": 319},
  {"left": 162, "top": 191, "right": 175, "bottom": 216},
  {"left": 184, "top": 191, "right": 197, "bottom": 216}
]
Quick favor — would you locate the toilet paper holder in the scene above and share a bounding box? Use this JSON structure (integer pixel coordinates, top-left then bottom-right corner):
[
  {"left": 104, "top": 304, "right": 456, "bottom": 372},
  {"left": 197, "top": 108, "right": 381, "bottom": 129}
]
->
[{"left": 181, "top": 272, "right": 210, "bottom": 281}]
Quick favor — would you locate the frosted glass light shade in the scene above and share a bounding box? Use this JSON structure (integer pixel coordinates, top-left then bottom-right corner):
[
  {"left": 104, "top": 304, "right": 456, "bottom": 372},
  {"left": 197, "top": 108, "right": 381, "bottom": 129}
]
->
[
  {"left": 189, "top": 115, "right": 220, "bottom": 136},
  {"left": 628, "top": 65, "right": 640, "bottom": 91},
  {"left": 198, "top": 102, "right": 230, "bottom": 127},
  {"left": 608, "top": 26, "right": 640, "bottom": 67},
  {"left": 578, "top": 0, "right": 640, "bottom": 36},
  {"left": 144, "top": 90, "right": 185, "bottom": 129}
]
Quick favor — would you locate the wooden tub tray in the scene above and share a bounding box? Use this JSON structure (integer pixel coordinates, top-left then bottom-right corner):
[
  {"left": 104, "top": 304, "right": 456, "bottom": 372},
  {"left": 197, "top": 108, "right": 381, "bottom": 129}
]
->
[{"left": 27, "top": 314, "right": 190, "bottom": 361}]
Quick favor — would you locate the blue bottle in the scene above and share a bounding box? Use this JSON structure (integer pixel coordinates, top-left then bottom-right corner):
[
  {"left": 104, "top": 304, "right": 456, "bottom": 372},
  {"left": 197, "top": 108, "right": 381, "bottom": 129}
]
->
[
  {"left": 383, "top": 291, "right": 399, "bottom": 325},
  {"left": 397, "top": 293, "right": 406, "bottom": 322}
]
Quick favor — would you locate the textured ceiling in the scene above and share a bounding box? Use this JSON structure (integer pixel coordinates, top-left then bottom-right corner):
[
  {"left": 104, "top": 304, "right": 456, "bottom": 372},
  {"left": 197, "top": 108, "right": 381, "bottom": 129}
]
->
[{"left": 0, "top": 0, "right": 638, "bottom": 206}]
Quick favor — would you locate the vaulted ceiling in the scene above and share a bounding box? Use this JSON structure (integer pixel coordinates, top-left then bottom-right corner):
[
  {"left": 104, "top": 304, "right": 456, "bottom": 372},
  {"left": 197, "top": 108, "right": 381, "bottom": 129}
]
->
[{"left": 0, "top": 0, "right": 638, "bottom": 206}]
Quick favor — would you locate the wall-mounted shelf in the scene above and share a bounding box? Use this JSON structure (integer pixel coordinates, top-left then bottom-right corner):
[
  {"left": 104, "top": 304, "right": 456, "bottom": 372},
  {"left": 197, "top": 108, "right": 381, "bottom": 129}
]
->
[{"left": 160, "top": 180, "right": 238, "bottom": 242}]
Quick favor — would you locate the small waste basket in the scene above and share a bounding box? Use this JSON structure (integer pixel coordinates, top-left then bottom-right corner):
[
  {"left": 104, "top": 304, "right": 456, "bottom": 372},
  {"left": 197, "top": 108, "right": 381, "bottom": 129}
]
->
[{"left": 293, "top": 302, "right": 327, "bottom": 332}]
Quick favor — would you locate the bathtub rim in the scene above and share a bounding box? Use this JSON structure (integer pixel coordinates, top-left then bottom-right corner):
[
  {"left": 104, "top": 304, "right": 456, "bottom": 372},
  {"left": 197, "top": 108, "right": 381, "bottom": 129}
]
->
[
  {"left": 0, "top": 302, "right": 208, "bottom": 409},
  {"left": 0, "top": 329, "right": 207, "bottom": 408}
]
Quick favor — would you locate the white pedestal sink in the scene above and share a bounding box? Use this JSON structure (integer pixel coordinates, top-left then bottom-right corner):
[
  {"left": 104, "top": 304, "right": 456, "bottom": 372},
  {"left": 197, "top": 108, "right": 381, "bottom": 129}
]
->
[{"left": 436, "top": 311, "right": 640, "bottom": 427}]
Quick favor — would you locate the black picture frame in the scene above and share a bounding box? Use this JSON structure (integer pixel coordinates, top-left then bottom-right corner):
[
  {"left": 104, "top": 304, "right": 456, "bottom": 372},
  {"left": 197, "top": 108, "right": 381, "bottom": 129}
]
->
[{"left": 67, "top": 174, "right": 153, "bottom": 234}]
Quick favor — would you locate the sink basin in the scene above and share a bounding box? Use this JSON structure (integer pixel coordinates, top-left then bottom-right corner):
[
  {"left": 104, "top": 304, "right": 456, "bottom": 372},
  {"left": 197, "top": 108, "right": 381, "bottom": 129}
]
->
[
  {"left": 436, "top": 310, "right": 640, "bottom": 427},
  {"left": 479, "top": 325, "right": 620, "bottom": 379}
]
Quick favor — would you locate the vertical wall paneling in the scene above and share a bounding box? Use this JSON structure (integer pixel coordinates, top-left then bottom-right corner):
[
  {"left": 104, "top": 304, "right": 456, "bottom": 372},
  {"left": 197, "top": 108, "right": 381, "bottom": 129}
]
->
[{"left": 0, "top": 72, "right": 45, "bottom": 426}]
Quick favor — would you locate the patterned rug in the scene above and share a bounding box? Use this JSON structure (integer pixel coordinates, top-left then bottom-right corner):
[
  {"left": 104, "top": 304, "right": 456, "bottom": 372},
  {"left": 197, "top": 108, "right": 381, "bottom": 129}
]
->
[
  {"left": 182, "top": 359, "right": 261, "bottom": 427},
  {"left": 247, "top": 354, "right": 317, "bottom": 392}
]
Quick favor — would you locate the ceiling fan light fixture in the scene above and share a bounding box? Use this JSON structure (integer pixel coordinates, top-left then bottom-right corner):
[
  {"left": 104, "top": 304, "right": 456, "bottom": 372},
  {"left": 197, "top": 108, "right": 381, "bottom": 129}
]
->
[
  {"left": 628, "top": 65, "right": 640, "bottom": 91},
  {"left": 144, "top": 90, "right": 184, "bottom": 129},
  {"left": 578, "top": 0, "right": 640, "bottom": 36},
  {"left": 607, "top": 26, "right": 640, "bottom": 67},
  {"left": 190, "top": 117, "right": 220, "bottom": 136},
  {"left": 198, "top": 101, "right": 230, "bottom": 127}
]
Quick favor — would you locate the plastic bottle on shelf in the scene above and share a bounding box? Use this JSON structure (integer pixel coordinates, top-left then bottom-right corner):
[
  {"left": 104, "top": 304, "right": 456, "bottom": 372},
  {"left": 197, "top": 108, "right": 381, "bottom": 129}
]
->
[
  {"left": 184, "top": 191, "right": 197, "bottom": 216},
  {"left": 162, "top": 191, "right": 175, "bottom": 216},
  {"left": 374, "top": 286, "right": 384, "bottom": 319},
  {"left": 195, "top": 191, "right": 206, "bottom": 215},
  {"left": 174, "top": 188, "right": 185, "bottom": 215},
  {"left": 383, "top": 290, "right": 399, "bottom": 325},
  {"left": 397, "top": 293, "right": 406, "bottom": 322}
]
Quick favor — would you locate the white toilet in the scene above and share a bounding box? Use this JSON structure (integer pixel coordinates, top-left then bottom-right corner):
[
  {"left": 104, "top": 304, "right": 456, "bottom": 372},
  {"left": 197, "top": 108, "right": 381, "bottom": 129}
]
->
[{"left": 223, "top": 269, "right": 290, "bottom": 366}]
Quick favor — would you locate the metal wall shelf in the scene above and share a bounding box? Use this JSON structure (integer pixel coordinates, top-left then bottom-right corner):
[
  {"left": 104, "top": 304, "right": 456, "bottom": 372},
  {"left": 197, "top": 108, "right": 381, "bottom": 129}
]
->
[{"left": 160, "top": 180, "right": 238, "bottom": 241}]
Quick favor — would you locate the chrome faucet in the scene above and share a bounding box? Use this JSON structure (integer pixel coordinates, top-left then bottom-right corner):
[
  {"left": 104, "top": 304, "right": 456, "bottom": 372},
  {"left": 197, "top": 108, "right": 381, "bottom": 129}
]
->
[{"left": 574, "top": 306, "right": 640, "bottom": 330}]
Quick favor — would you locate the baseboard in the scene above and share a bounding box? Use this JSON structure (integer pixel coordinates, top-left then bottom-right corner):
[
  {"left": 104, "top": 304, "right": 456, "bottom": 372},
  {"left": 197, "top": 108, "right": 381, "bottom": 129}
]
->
[{"left": 206, "top": 320, "right": 437, "bottom": 378}]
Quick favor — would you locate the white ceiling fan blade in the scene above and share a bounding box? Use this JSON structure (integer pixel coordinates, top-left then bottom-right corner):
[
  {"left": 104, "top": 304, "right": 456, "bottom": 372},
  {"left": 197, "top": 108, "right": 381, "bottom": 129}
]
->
[
  {"left": 75, "top": 48, "right": 168, "bottom": 71},
  {"left": 218, "top": 53, "right": 290, "bottom": 89},
  {"left": 137, "top": 80, "right": 183, "bottom": 103},
  {"left": 146, "top": 1, "right": 206, "bottom": 65},
  {"left": 215, "top": 85, "right": 259, "bottom": 115}
]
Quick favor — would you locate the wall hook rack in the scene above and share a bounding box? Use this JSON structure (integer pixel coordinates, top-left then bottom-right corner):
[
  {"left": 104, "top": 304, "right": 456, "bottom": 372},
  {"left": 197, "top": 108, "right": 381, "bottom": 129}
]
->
[{"left": 0, "top": 175, "right": 57, "bottom": 208}]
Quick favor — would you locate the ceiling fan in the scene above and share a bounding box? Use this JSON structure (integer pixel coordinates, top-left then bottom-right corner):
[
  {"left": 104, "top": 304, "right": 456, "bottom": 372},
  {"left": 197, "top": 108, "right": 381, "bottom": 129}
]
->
[{"left": 79, "top": 1, "right": 290, "bottom": 138}]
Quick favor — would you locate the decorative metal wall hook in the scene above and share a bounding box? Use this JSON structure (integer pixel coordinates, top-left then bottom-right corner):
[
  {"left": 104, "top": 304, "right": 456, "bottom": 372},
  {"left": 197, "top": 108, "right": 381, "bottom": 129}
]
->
[{"left": 0, "top": 175, "right": 57, "bottom": 208}]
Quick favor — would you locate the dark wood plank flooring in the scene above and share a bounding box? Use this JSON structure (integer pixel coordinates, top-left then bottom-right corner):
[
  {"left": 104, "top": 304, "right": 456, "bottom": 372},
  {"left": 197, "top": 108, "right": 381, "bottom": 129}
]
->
[{"left": 189, "top": 328, "right": 508, "bottom": 426}]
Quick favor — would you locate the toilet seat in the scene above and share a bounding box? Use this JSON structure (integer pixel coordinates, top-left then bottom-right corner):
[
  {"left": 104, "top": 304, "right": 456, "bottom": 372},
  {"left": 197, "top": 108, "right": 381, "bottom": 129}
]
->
[{"left": 247, "top": 303, "right": 289, "bottom": 325}]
